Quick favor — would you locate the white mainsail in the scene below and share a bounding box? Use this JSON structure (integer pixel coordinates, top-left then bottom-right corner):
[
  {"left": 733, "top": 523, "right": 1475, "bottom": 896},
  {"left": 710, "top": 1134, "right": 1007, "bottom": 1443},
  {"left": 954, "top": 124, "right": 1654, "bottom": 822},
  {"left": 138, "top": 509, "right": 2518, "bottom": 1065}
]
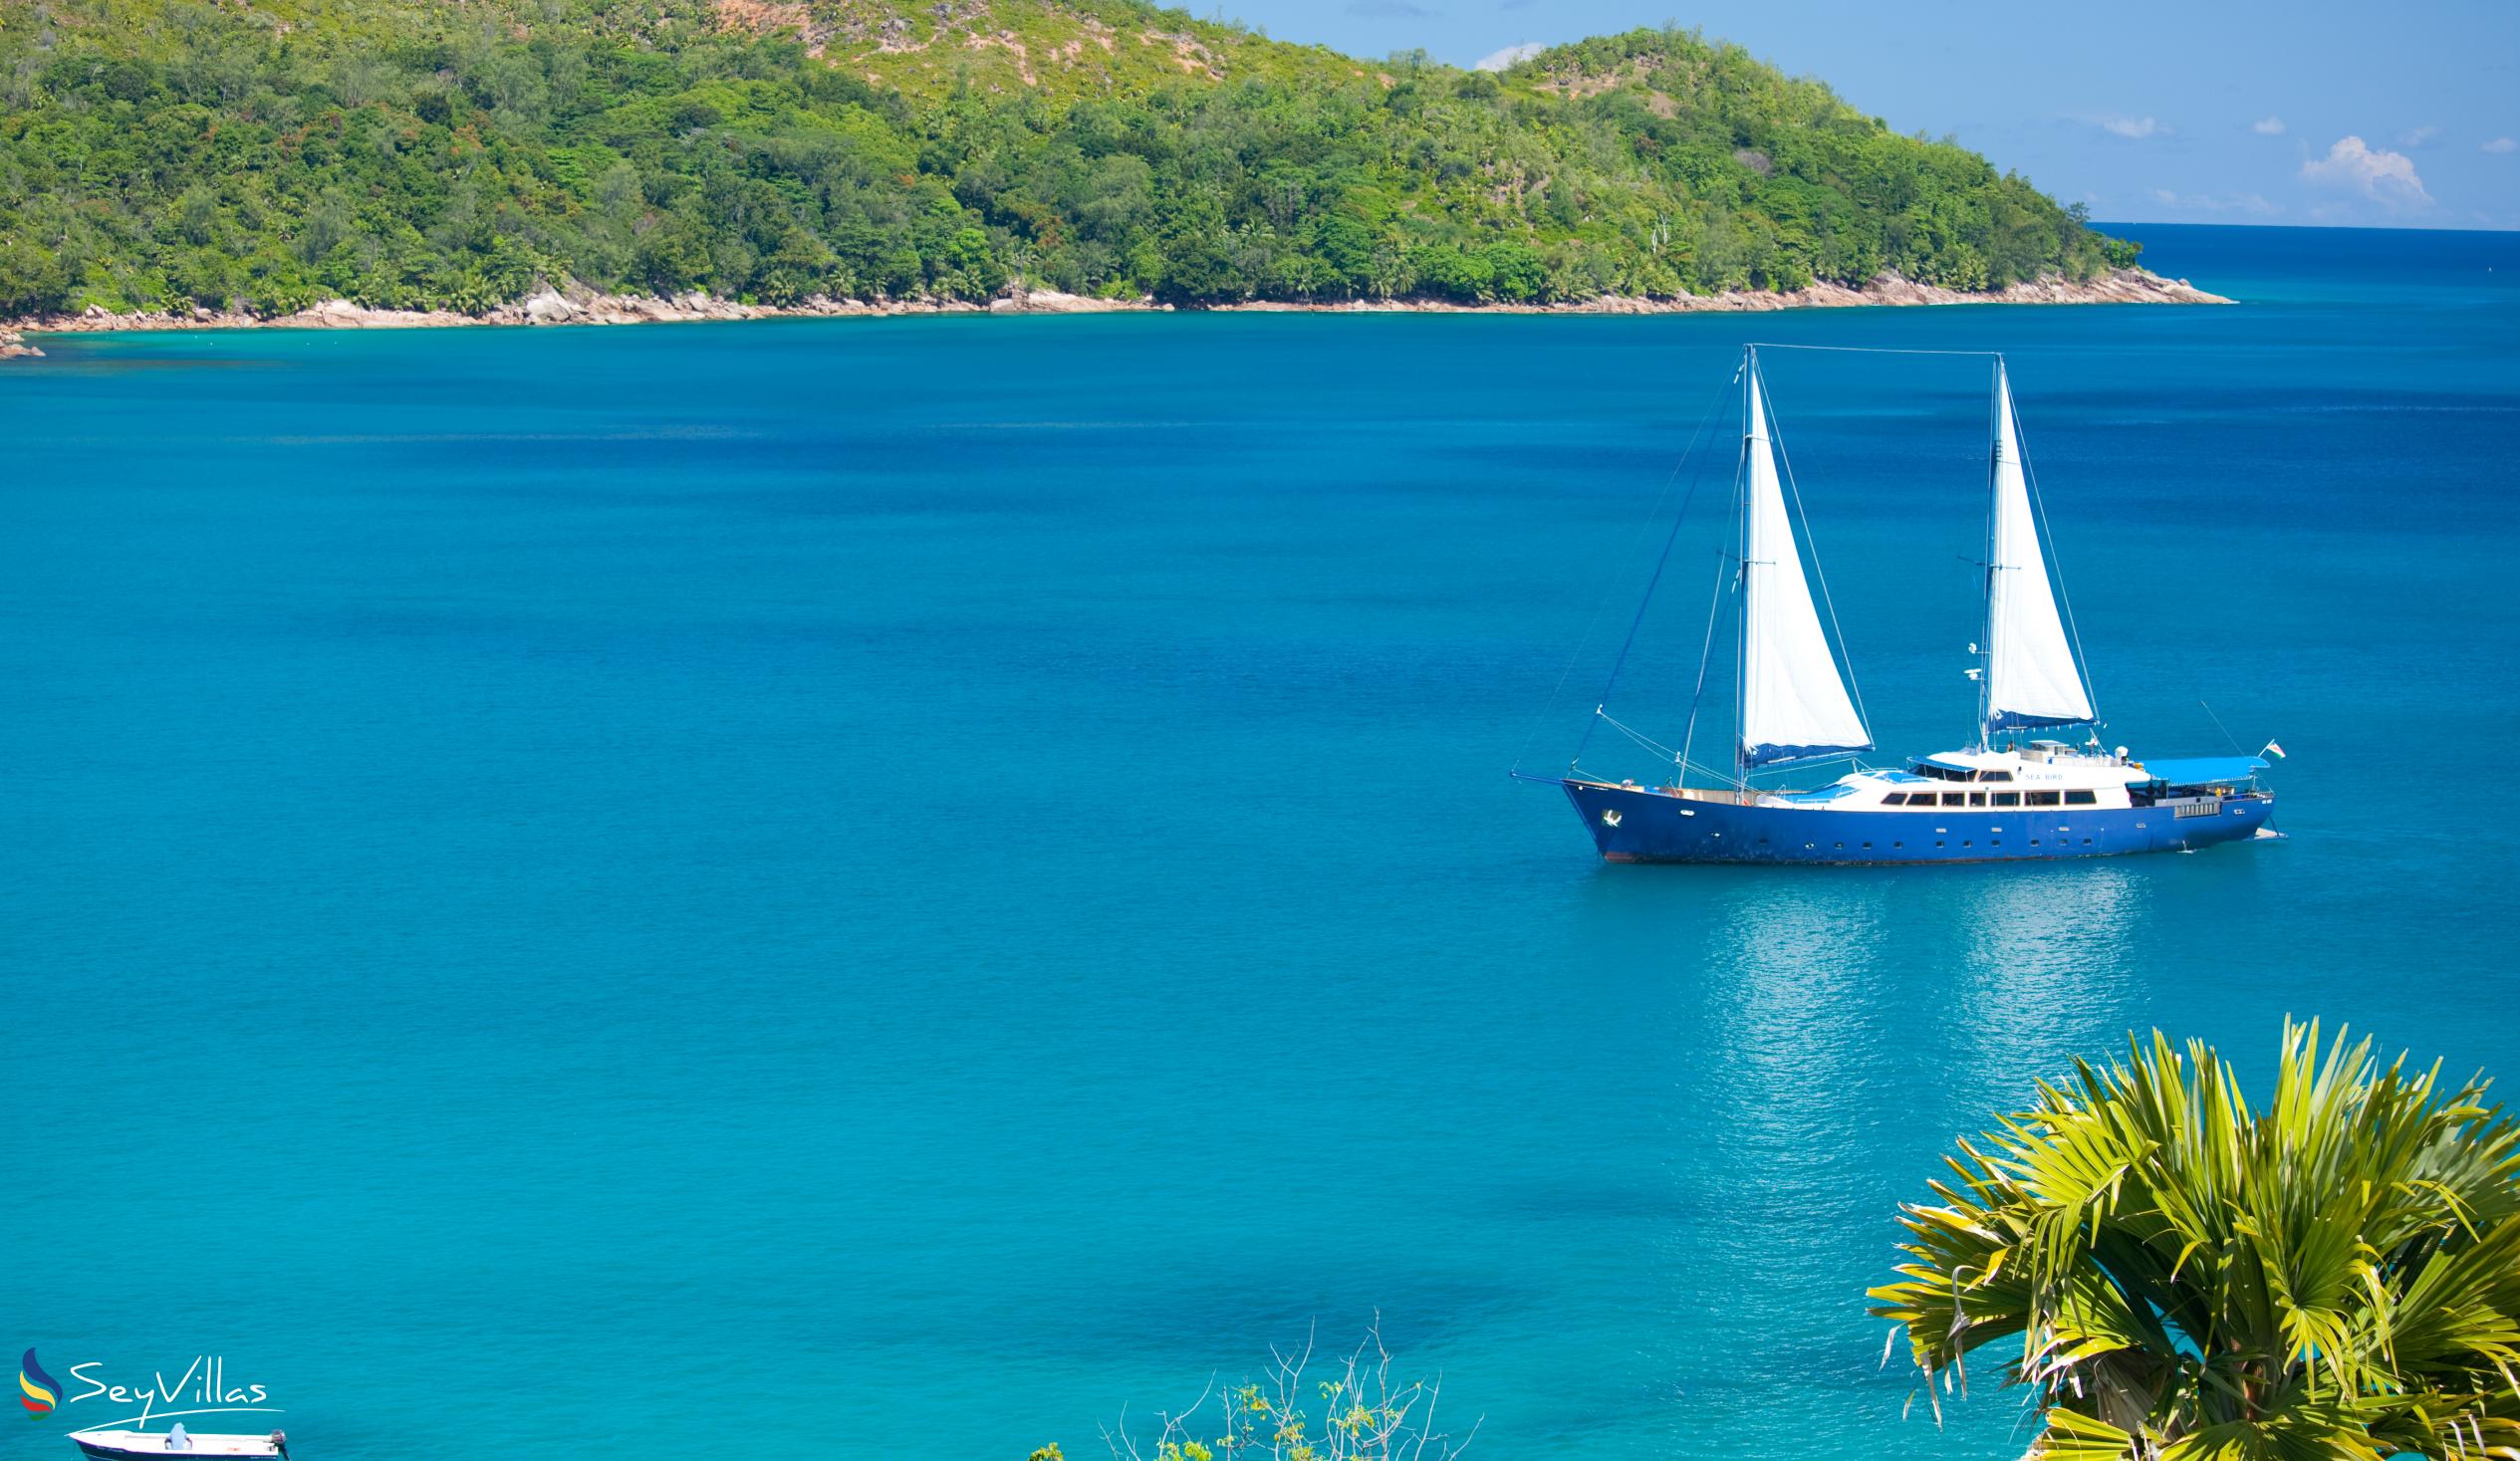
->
[
  {"left": 1982, "top": 364, "right": 2094, "bottom": 732},
  {"left": 1739, "top": 372, "right": 1871, "bottom": 767}
]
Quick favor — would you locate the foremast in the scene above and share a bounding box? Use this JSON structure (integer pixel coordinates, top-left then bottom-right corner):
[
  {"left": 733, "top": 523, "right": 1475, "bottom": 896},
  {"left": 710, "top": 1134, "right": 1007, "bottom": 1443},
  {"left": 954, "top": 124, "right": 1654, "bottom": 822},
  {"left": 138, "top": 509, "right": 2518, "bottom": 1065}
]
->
[{"left": 1732, "top": 348, "right": 1871, "bottom": 778}]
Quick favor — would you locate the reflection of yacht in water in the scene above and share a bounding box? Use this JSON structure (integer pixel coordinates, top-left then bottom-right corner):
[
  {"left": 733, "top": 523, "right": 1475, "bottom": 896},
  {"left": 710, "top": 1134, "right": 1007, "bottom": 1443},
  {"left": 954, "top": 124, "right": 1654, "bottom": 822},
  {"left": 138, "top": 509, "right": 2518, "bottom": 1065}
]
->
[{"left": 1524, "top": 346, "right": 2277, "bottom": 865}]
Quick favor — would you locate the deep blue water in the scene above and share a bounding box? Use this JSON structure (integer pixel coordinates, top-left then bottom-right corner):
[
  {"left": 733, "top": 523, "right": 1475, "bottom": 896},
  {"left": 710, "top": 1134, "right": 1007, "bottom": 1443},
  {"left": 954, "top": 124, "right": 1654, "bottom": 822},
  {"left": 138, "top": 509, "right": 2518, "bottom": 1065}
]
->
[{"left": 4, "top": 223, "right": 2517, "bottom": 1461}]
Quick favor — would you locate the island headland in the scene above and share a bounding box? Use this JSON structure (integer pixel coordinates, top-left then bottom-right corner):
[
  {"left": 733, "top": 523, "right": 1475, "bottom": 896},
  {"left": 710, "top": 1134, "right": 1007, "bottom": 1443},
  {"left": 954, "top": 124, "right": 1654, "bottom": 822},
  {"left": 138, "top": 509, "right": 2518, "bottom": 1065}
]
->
[{"left": 0, "top": 2, "right": 2230, "bottom": 361}]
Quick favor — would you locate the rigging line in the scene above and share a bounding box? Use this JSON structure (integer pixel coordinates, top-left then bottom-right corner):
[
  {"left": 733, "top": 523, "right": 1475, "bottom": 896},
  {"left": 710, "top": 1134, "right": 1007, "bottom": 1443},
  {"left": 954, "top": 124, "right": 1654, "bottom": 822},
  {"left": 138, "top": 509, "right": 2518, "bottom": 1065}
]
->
[
  {"left": 1597, "top": 710, "right": 1681, "bottom": 762},
  {"left": 1600, "top": 720, "right": 1745, "bottom": 791},
  {"left": 1571, "top": 754, "right": 1734, "bottom": 788},
  {"left": 1753, "top": 747, "right": 1870, "bottom": 771},
  {"left": 1730, "top": 414, "right": 1750, "bottom": 791},
  {"left": 1978, "top": 360, "right": 2000, "bottom": 745},
  {"left": 1758, "top": 353, "right": 1874, "bottom": 735},
  {"left": 1677, "top": 546, "right": 1732, "bottom": 779},
  {"left": 1975, "top": 353, "right": 1995, "bottom": 740},
  {"left": 1523, "top": 470, "right": 1686, "bottom": 776},
  {"left": 1601, "top": 751, "right": 1733, "bottom": 787},
  {"left": 2198, "top": 700, "right": 2247, "bottom": 756},
  {"left": 1730, "top": 749, "right": 1866, "bottom": 788},
  {"left": 1743, "top": 343, "right": 2005, "bottom": 358},
  {"left": 1766, "top": 750, "right": 1867, "bottom": 773},
  {"left": 1517, "top": 373, "right": 1721, "bottom": 776},
  {"left": 1571, "top": 360, "right": 1743, "bottom": 769},
  {"left": 2012, "top": 388, "right": 2102, "bottom": 722}
]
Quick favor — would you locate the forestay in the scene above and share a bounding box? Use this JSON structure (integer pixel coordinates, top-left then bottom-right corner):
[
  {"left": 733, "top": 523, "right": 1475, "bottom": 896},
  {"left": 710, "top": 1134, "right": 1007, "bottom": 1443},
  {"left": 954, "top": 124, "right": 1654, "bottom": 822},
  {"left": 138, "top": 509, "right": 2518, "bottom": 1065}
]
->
[
  {"left": 1983, "top": 365, "right": 2095, "bottom": 732},
  {"left": 1739, "top": 374, "right": 1872, "bottom": 767}
]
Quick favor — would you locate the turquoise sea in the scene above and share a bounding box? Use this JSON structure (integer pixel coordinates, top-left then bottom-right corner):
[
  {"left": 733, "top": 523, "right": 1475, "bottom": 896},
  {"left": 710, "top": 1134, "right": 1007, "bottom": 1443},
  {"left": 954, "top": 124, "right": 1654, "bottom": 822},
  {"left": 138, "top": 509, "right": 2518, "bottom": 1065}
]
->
[{"left": 5, "top": 223, "right": 2517, "bottom": 1461}]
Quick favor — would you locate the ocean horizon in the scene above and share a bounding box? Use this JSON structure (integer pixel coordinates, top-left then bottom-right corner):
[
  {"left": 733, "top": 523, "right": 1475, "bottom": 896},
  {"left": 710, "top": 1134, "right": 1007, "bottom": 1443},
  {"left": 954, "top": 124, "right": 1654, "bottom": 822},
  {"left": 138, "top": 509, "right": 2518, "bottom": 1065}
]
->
[{"left": 5, "top": 220, "right": 2516, "bottom": 1461}]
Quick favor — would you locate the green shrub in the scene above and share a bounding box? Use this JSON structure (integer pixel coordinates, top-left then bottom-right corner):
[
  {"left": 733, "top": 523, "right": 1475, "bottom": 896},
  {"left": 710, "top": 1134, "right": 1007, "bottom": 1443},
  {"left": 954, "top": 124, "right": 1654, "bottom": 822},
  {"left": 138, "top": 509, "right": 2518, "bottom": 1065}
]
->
[{"left": 0, "top": 4, "right": 2135, "bottom": 317}]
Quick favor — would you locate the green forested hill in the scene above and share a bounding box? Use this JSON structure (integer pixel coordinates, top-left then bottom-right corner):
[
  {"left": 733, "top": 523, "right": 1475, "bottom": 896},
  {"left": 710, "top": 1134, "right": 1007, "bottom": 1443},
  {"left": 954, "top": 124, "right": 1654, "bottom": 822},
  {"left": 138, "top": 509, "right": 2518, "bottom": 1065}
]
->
[{"left": 0, "top": 0, "right": 2140, "bottom": 317}]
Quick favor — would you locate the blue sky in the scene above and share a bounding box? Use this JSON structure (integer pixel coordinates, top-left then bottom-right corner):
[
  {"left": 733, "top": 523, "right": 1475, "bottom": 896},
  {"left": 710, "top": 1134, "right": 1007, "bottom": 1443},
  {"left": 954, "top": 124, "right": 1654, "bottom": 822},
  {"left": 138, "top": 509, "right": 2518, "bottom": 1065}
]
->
[{"left": 1214, "top": 0, "right": 2520, "bottom": 230}]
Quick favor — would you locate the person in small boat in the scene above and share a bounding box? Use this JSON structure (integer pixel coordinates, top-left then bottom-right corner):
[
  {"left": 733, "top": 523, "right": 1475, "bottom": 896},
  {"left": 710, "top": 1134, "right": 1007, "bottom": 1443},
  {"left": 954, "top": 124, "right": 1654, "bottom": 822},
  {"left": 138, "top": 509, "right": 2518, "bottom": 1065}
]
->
[{"left": 163, "top": 1425, "right": 192, "bottom": 1452}]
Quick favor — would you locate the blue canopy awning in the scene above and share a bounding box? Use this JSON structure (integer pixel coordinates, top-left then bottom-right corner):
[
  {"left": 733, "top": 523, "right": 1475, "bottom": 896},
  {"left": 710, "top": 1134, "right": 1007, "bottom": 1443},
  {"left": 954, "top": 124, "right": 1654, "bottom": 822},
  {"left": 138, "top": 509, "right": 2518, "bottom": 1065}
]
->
[{"left": 2140, "top": 756, "right": 2268, "bottom": 786}]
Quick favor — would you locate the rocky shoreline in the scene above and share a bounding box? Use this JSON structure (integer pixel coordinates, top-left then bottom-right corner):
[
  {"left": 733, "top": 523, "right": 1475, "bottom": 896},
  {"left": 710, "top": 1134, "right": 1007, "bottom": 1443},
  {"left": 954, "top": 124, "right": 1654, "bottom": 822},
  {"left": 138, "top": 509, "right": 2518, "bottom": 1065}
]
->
[{"left": 0, "top": 268, "right": 2228, "bottom": 358}]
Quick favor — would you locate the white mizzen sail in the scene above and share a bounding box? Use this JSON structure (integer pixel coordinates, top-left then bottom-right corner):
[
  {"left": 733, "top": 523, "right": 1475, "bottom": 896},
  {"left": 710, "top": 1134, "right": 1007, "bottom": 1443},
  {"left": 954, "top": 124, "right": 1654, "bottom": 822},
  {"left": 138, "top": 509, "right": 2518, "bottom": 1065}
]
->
[
  {"left": 1982, "top": 364, "right": 2094, "bottom": 733},
  {"left": 1739, "top": 371, "right": 1871, "bottom": 767}
]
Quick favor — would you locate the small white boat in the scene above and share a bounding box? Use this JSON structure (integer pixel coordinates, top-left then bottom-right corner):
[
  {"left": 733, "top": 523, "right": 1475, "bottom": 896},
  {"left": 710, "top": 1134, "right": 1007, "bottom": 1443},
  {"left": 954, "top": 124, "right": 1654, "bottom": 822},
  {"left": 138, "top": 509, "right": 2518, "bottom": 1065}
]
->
[{"left": 71, "top": 1429, "right": 288, "bottom": 1461}]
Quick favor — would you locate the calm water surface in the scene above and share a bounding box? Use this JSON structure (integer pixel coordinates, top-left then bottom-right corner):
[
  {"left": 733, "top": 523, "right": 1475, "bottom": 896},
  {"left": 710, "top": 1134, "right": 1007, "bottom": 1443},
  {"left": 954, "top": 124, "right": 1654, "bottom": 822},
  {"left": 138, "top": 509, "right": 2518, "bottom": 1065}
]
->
[{"left": 5, "top": 223, "right": 2517, "bottom": 1461}]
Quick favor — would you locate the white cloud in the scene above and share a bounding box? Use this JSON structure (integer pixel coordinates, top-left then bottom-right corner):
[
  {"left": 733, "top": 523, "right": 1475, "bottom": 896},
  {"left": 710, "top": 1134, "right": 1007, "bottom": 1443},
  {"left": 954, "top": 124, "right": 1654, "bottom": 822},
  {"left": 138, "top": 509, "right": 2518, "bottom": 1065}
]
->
[
  {"left": 1472, "top": 41, "right": 1543, "bottom": 72},
  {"left": 2398, "top": 124, "right": 2441, "bottom": 148},
  {"left": 2252, "top": 116, "right": 2286, "bottom": 135},
  {"left": 2486, "top": 136, "right": 2519, "bottom": 155},
  {"left": 2300, "top": 135, "right": 2433, "bottom": 209},
  {"left": 2100, "top": 116, "right": 2170, "bottom": 139}
]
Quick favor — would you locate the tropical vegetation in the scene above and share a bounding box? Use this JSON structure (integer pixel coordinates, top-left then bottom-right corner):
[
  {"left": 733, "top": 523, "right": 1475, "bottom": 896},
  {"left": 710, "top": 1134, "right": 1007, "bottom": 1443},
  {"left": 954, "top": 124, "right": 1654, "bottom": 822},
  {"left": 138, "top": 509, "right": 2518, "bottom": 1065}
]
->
[
  {"left": 0, "top": 0, "right": 2142, "bottom": 318},
  {"left": 1098, "top": 1320, "right": 1471, "bottom": 1461},
  {"left": 1872, "top": 1021, "right": 2520, "bottom": 1461}
]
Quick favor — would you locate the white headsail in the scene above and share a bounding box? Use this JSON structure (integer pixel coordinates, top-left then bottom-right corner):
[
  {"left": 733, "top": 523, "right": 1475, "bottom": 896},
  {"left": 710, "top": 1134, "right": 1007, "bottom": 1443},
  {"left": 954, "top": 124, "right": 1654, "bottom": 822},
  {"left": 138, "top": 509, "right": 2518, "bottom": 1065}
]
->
[
  {"left": 1739, "top": 370, "right": 1871, "bottom": 767},
  {"left": 1982, "top": 364, "right": 2094, "bottom": 733}
]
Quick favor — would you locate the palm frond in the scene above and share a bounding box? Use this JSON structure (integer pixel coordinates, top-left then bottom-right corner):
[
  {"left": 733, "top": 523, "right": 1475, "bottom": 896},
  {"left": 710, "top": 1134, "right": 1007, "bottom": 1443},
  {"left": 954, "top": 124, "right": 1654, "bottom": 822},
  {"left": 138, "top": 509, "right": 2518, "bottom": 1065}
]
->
[{"left": 1873, "top": 1020, "right": 2520, "bottom": 1459}]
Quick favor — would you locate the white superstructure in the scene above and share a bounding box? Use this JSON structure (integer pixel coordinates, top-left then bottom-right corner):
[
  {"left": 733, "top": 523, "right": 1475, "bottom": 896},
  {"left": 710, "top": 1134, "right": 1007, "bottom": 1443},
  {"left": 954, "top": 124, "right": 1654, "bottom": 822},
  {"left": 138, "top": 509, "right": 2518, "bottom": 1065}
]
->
[{"left": 1756, "top": 742, "right": 2154, "bottom": 811}]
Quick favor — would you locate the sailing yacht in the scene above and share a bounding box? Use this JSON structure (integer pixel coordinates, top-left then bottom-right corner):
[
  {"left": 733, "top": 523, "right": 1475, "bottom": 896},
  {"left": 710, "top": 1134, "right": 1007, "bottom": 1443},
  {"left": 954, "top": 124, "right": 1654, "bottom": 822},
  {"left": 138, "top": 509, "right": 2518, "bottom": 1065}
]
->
[{"left": 1529, "top": 347, "right": 2276, "bottom": 865}]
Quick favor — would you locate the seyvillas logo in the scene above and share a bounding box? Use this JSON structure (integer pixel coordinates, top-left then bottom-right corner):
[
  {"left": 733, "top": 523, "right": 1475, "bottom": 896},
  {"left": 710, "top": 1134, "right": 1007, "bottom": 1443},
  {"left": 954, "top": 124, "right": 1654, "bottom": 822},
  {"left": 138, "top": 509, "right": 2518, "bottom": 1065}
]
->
[
  {"left": 20, "top": 1354, "right": 279, "bottom": 1428},
  {"left": 19, "top": 1350, "right": 61, "bottom": 1415}
]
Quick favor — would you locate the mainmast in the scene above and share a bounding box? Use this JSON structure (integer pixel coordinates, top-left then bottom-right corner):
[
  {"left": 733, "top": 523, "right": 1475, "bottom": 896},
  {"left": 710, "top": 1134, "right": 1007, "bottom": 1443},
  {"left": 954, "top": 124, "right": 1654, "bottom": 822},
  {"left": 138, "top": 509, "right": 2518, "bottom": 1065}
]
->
[{"left": 1979, "top": 360, "right": 2096, "bottom": 742}]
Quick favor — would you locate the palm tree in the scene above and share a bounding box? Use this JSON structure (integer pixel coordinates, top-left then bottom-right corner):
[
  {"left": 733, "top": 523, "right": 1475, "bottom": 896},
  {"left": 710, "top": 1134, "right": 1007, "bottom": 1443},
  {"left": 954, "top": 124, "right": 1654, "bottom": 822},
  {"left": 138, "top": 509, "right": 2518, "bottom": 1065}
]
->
[{"left": 1871, "top": 1021, "right": 2520, "bottom": 1461}]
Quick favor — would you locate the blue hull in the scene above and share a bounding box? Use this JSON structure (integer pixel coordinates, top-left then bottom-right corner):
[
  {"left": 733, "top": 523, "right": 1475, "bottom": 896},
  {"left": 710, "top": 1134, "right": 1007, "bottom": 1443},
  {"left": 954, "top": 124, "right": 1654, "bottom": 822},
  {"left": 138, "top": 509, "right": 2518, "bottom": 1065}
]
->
[{"left": 1546, "top": 779, "right": 2273, "bottom": 864}]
